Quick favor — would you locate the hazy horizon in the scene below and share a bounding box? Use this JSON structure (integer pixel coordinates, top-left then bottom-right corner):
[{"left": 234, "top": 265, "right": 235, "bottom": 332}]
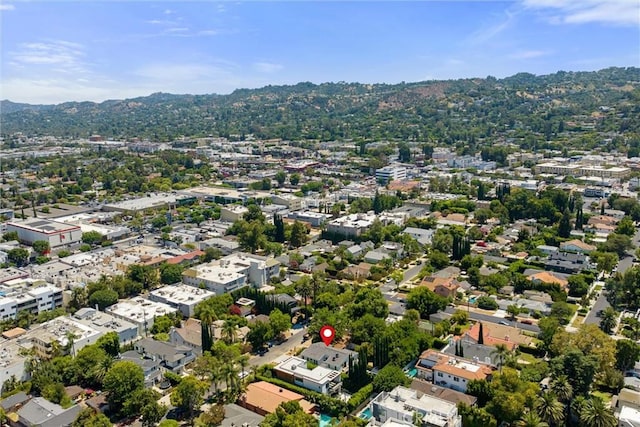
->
[{"left": 1, "top": 0, "right": 638, "bottom": 104}]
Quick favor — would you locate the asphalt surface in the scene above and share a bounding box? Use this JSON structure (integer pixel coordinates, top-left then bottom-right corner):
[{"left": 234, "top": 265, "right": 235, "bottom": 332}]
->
[
  {"left": 584, "top": 227, "right": 640, "bottom": 325},
  {"left": 247, "top": 326, "right": 308, "bottom": 367}
]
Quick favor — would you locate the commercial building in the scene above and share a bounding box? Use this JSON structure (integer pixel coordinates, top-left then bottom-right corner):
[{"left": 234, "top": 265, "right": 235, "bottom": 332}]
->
[
  {"left": 273, "top": 355, "right": 342, "bottom": 395},
  {"left": 102, "top": 192, "right": 196, "bottom": 213},
  {"left": 106, "top": 297, "right": 177, "bottom": 336},
  {"left": 6, "top": 219, "right": 82, "bottom": 248},
  {"left": 376, "top": 166, "right": 407, "bottom": 183},
  {"left": 182, "top": 252, "right": 280, "bottom": 295},
  {"left": 149, "top": 284, "right": 215, "bottom": 317},
  {"left": 370, "top": 386, "right": 462, "bottom": 427},
  {"left": 534, "top": 162, "right": 630, "bottom": 179}
]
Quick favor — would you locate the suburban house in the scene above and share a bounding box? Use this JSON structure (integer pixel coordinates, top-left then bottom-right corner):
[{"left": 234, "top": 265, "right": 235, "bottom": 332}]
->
[
  {"left": 120, "top": 349, "right": 163, "bottom": 387},
  {"left": 414, "top": 349, "right": 494, "bottom": 393},
  {"left": 238, "top": 381, "right": 315, "bottom": 416},
  {"left": 410, "top": 379, "right": 478, "bottom": 407},
  {"left": 544, "top": 251, "right": 590, "bottom": 274},
  {"left": 133, "top": 338, "right": 196, "bottom": 373},
  {"left": 273, "top": 355, "right": 342, "bottom": 395},
  {"left": 169, "top": 318, "right": 203, "bottom": 355},
  {"left": 370, "top": 386, "right": 462, "bottom": 427},
  {"left": 299, "top": 343, "right": 358, "bottom": 372},
  {"left": 420, "top": 276, "right": 460, "bottom": 299},
  {"left": 15, "top": 397, "right": 82, "bottom": 427},
  {"left": 462, "top": 322, "right": 534, "bottom": 351},
  {"left": 527, "top": 270, "right": 569, "bottom": 291},
  {"left": 560, "top": 239, "right": 596, "bottom": 254}
]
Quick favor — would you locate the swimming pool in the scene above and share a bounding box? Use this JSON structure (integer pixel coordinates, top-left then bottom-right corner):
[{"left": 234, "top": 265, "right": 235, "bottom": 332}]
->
[
  {"left": 319, "top": 413, "right": 334, "bottom": 427},
  {"left": 407, "top": 368, "right": 418, "bottom": 378},
  {"left": 359, "top": 408, "right": 373, "bottom": 420},
  {"left": 468, "top": 295, "right": 477, "bottom": 304}
]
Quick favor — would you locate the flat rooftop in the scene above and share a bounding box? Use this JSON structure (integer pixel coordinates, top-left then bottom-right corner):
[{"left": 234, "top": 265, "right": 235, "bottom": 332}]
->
[
  {"left": 8, "top": 218, "right": 80, "bottom": 233},
  {"left": 102, "top": 192, "right": 188, "bottom": 211},
  {"left": 106, "top": 297, "right": 177, "bottom": 322},
  {"left": 275, "top": 356, "right": 341, "bottom": 384},
  {"left": 149, "top": 284, "right": 215, "bottom": 305}
]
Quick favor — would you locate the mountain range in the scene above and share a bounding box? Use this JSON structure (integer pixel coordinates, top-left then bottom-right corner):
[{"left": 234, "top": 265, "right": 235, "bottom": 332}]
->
[{"left": 1, "top": 67, "right": 639, "bottom": 143}]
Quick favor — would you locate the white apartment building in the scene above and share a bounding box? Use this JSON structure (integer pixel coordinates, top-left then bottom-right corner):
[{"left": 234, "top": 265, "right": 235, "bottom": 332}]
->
[
  {"left": 326, "top": 213, "right": 377, "bottom": 238},
  {"left": 106, "top": 297, "right": 177, "bottom": 336},
  {"left": 0, "top": 279, "right": 63, "bottom": 322},
  {"left": 182, "top": 252, "right": 280, "bottom": 294},
  {"left": 220, "top": 205, "right": 249, "bottom": 223},
  {"left": 17, "top": 316, "right": 103, "bottom": 358},
  {"left": 271, "top": 194, "right": 305, "bottom": 211},
  {"left": 72, "top": 307, "right": 138, "bottom": 344},
  {"left": 149, "top": 284, "right": 216, "bottom": 317},
  {"left": 0, "top": 341, "right": 28, "bottom": 392},
  {"left": 287, "top": 211, "right": 333, "bottom": 227},
  {"left": 273, "top": 355, "right": 342, "bottom": 395},
  {"left": 376, "top": 166, "right": 407, "bottom": 183},
  {"left": 6, "top": 219, "right": 82, "bottom": 248},
  {"left": 370, "top": 386, "right": 462, "bottom": 427}
]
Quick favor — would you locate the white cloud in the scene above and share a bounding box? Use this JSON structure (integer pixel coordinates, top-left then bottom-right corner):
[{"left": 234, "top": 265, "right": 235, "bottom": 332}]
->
[
  {"left": 253, "top": 62, "right": 283, "bottom": 73},
  {"left": 468, "top": 10, "right": 517, "bottom": 45},
  {"left": 198, "top": 30, "right": 220, "bottom": 36},
  {"left": 0, "top": 4, "right": 15, "bottom": 11},
  {"left": 9, "top": 40, "right": 88, "bottom": 74},
  {"left": 522, "top": 0, "right": 640, "bottom": 26},
  {"left": 509, "top": 50, "right": 552, "bottom": 59}
]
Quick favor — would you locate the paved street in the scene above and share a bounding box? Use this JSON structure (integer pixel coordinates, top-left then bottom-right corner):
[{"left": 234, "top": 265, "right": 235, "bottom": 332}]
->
[
  {"left": 584, "top": 227, "right": 640, "bottom": 325},
  {"left": 248, "top": 326, "right": 309, "bottom": 367}
]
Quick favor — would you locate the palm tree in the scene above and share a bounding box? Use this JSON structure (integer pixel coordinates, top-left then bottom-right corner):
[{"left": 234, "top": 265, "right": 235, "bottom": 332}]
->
[
  {"left": 535, "top": 392, "right": 564, "bottom": 426},
  {"left": 295, "top": 278, "right": 312, "bottom": 310},
  {"left": 64, "top": 331, "right": 78, "bottom": 357},
  {"left": 91, "top": 356, "right": 113, "bottom": 385},
  {"left": 550, "top": 375, "right": 573, "bottom": 404},
  {"left": 516, "top": 411, "right": 549, "bottom": 427},
  {"left": 491, "top": 344, "right": 510, "bottom": 372},
  {"left": 221, "top": 320, "right": 238, "bottom": 344},
  {"left": 580, "top": 397, "right": 617, "bottom": 427},
  {"left": 505, "top": 347, "right": 521, "bottom": 369},
  {"left": 599, "top": 307, "right": 618, "bottom": 334}
]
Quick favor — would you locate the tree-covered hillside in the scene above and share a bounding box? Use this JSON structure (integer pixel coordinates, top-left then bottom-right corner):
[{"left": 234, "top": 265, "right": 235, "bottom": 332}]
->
[{"left": 1, "top": 67, "right": 639, "bottom": 142}]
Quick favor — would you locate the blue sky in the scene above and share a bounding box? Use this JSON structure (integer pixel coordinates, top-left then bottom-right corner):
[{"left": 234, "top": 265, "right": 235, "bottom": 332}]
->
[{"left": 1, "top": 0, "right": 638, "bottom": 104}]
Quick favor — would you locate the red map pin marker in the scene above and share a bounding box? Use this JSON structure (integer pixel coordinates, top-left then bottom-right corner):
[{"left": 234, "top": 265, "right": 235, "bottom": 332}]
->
[{"left": 320, "top": 325, "right": 335, "bottom": 346}]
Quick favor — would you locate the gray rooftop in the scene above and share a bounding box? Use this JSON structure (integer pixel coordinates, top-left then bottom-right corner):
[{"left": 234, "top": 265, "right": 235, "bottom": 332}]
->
[
  {"left": 0, "top": 391, "right": 29, "bottom": 411},
  {"left": 300, "top": 342, "right": 357, "bottom": 369},
  {"left": 221, "top": 403, "right": 264, "bottom": 427}
]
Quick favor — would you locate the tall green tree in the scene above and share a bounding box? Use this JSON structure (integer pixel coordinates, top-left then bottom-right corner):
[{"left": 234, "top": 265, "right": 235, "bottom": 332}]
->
[
  {"left": 170, "top": 376, "right": 208, "bottom": 422},
  {"left": 103, "top": 361, "right": 145, "bottom": 416}
]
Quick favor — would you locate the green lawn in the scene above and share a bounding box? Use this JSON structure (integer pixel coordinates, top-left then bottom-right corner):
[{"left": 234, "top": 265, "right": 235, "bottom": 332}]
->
[{"left": 572, "top": 315, "right": 585, "bottom": 327}]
